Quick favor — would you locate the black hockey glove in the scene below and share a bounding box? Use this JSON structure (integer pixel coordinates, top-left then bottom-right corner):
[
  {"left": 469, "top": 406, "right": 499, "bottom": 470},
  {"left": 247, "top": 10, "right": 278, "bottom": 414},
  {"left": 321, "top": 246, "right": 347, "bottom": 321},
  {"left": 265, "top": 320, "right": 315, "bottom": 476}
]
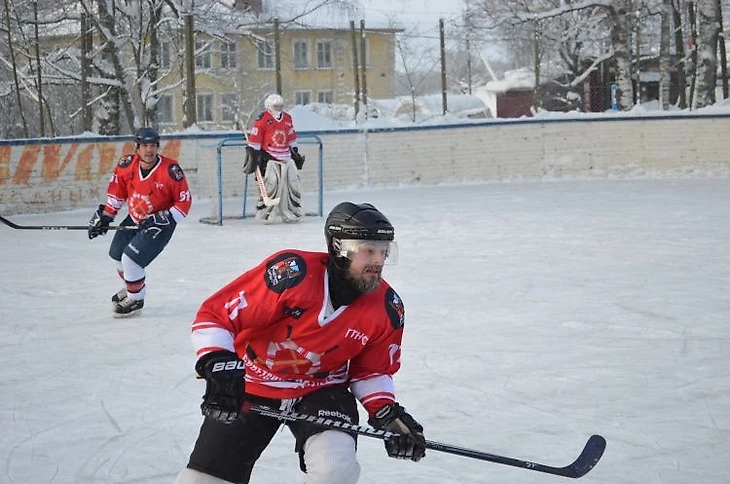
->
[
  {"left": 369, "top": 403, "right": 426, "bottom": 462},
  {"left": 140, "top": 209, "right": 176, "bottom": 232},
  {"left": 291, "top": 147, "right": 305, "bottom": 170},
  {"left": 243, "top": 146, "right": 261, "bottom": 175},
  {"left": 195, "top": 350, "right": 246, "bottom": 424},
  {"left": 88, "top": 204, "right": 114, "bottom": 239}
]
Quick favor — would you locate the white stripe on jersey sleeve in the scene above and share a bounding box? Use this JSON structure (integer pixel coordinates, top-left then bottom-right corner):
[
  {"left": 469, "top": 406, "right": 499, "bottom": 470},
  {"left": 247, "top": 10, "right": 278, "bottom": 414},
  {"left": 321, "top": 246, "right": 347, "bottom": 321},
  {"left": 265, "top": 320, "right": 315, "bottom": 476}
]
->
[
  {"left": 350, "top": 374, "right": 395, "bottom": 406},
  {"left": 191, "top": 323, "right": 235, "bottom": 355}
]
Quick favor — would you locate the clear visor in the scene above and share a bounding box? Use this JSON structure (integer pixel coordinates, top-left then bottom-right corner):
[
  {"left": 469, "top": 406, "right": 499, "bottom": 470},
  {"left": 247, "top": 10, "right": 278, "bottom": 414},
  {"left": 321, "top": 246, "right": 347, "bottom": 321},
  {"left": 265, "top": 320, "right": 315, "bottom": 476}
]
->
[{"left": 334, "top": 238, "right": 398, "bottom": 265}]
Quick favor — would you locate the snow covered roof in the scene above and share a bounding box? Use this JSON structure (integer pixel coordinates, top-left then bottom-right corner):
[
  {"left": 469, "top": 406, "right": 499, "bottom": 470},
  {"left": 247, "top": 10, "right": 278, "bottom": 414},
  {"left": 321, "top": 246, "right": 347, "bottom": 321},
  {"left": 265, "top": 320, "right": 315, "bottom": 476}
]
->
[
  {"left": 485, "top": 68, "right": 535, "bottom": 93},
  {"left": 288, "top": 105, "right": 346, "bottom": 131}
]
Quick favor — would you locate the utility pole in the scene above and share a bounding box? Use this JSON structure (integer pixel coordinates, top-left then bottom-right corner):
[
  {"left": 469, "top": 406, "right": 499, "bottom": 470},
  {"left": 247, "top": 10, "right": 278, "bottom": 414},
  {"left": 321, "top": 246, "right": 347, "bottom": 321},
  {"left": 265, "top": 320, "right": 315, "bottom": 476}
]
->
[
  {"left": 359, "top": 20, "right": 368, "bottom": 117},
  {"left": 350, "top": 21, "right": 360, "bottom": 118},
  {"left": 439, "top": 18, "right": 447, "bottom": 115},
  {"left": 183, "top": 12, "right": 196, "bottom": 127},
  {"left": 274, "top": 18, "right": 282, "bottom": 94},
  {"left": 80, "top": 12, "right": 92, "bottom": 131}
]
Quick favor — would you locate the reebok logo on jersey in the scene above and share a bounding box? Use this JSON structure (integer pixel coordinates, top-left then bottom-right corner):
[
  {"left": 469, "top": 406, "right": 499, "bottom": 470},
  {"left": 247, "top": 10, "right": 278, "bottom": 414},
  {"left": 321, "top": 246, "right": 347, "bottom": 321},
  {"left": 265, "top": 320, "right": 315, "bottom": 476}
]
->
[{"left": 211, "top": 360, "right": 245, "bottom": 372}]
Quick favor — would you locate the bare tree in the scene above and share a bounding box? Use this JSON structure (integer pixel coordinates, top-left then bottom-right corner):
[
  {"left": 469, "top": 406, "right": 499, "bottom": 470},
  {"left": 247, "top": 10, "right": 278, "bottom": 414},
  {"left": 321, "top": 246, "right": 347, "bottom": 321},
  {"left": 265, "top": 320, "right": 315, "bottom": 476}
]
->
[{"left": 693, "top": 0, "right": 721, "bottom": 107}]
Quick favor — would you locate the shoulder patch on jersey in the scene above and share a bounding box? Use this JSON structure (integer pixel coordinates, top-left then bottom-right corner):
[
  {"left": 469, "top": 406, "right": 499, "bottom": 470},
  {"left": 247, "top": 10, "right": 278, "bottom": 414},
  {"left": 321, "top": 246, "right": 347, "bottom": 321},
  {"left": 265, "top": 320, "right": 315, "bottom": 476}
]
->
[
  {"left": 168, "top": 163, "right": 185, "bottom": 181},
  {"left": 264, "top": 252, "right": 307, "bottom": 293},
  {"left": 385, "top": 287, "right": 405, "bottom": 329},
  {"left": 118, "top": 155, "right": 134, "bottom": 167}
]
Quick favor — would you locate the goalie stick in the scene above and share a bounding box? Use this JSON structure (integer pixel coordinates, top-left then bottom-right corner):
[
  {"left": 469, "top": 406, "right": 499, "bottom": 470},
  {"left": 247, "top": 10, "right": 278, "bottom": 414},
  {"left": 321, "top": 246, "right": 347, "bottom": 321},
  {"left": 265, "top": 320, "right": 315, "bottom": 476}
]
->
[
  {"left": 242, "top": 130, "right": 279, "bottom": 208},
  {"left": 0, "top": 214, "right": 137, "bottom": 231},
  {"left": 254, "top": 165, "right": 280, "bottom": 208},
  {"left": 244, "top": 403, "right": 606, "bottom": 479}
]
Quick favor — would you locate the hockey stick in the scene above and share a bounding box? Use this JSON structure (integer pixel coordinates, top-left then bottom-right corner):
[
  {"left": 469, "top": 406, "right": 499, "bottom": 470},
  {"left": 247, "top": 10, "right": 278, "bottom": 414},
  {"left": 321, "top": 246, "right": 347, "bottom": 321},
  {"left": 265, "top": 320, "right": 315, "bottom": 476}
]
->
[
  {"left": 254, "top": 166, "right": 280, "bottom": 208},
  {"left": 242, "top": 129, "right": 279, "bottom": 208},
  {"left": 245, "top": 404, "right": 606, "bottom": 479},
  {"left": 0, "top": 214, "right": 137, "bottom": 231}
]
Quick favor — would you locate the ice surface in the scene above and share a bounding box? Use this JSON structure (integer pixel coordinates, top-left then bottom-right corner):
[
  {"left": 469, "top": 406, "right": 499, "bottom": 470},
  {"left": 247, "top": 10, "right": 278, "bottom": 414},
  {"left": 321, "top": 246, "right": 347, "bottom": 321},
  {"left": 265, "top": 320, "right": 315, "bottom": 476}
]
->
[{"left": 2, "top": 178, "right": 729, "bottom": 484}]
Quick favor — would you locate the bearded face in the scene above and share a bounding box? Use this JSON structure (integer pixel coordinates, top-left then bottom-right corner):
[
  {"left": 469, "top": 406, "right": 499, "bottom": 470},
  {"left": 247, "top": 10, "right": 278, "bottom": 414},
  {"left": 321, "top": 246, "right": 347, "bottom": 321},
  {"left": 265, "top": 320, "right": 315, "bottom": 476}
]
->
[{"left": 333, "top": 238, "right": 397, "bottom": 294}]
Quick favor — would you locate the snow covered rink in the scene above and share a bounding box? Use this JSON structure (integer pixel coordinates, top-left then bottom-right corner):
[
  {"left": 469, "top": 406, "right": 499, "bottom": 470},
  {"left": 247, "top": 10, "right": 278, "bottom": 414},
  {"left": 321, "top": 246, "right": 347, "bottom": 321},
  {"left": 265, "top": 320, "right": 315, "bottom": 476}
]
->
[{"left": 2, "top": 178, "right": 729, "bottom": 484}]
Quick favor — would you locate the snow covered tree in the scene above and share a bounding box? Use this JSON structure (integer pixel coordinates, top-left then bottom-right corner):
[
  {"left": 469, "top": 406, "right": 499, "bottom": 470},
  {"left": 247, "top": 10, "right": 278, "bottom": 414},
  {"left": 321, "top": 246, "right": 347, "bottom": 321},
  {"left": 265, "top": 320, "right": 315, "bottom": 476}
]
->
[{"left": 692, "top": 0, "right": 721, "bottom": 107}]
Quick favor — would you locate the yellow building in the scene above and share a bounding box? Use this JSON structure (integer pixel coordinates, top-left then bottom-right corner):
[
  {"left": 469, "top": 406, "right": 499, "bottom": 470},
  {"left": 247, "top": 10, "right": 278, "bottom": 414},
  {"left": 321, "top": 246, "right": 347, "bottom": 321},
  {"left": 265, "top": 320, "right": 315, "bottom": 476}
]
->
[{"left": 158, "top": 25, "right": 401, "bottom": 132}]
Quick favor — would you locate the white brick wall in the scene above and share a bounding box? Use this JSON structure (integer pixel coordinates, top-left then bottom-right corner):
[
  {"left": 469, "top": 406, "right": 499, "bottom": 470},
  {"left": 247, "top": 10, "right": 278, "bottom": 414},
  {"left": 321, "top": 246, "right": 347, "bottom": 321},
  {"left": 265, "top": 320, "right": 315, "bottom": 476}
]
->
[{"left": 2, "top": 115, "right": 729, "bottom": 215}]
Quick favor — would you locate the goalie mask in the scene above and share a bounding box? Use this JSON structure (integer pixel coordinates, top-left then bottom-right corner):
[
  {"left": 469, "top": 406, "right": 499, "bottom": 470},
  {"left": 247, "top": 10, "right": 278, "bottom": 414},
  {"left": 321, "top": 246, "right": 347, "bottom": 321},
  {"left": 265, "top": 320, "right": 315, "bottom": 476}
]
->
[{"left": 264, "top": 94, "right": 285, "bottom": 116}]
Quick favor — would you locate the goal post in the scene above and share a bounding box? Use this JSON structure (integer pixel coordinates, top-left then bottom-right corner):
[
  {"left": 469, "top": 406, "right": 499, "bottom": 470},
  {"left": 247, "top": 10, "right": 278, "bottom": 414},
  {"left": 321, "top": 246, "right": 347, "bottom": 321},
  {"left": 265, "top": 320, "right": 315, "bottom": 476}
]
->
[{"left": 199, "top": 133, "right": 324, "bottom": 225}]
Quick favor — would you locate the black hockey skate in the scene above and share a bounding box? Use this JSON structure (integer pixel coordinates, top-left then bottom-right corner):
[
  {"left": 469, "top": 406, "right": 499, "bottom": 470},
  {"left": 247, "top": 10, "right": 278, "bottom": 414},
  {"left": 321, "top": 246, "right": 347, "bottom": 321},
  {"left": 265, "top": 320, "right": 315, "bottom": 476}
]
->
[
  {"left": 113, "top": 296, "right": 144, "bottom": 318},
  {"left": 111, "top": 288, "right": 127, "bottom": 303}
]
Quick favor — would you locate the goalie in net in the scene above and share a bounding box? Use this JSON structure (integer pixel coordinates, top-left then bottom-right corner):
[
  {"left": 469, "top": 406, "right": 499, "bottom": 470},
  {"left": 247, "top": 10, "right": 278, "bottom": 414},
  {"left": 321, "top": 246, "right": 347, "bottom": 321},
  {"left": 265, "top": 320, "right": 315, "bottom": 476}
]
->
[{"left": 243, "top": 94, "right": 306, "bottom": 223}]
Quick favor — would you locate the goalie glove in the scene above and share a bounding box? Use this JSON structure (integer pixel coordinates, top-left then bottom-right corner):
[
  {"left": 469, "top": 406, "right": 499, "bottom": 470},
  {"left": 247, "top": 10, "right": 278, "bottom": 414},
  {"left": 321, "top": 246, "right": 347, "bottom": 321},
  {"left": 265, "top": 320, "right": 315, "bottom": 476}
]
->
[
  {"left": 243, "top": 146, "right": 261, "bottom": 174},
  {"left": 291, "top": 147, "right": 305, "bottom": 170},
  {"left": 369, "top": 403, "right": 426, "bottom": 462},
  {"left": 195, "top": 350, "right": 246, "bottom": 424}
]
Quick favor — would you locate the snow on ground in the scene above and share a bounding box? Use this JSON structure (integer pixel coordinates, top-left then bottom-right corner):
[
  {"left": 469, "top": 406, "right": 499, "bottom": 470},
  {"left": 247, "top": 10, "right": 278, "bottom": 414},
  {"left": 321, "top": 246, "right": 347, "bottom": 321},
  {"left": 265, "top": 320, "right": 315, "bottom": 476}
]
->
[{"left": 2, "top": 177, "right": 729, "bottom": 484}]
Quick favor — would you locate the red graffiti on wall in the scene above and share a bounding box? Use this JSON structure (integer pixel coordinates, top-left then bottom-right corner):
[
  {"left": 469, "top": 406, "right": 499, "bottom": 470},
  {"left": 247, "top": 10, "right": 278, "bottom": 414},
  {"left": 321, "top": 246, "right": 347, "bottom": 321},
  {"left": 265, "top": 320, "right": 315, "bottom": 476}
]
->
[{"left": 1, "top": 140, "right": 181, "bottom": 186}]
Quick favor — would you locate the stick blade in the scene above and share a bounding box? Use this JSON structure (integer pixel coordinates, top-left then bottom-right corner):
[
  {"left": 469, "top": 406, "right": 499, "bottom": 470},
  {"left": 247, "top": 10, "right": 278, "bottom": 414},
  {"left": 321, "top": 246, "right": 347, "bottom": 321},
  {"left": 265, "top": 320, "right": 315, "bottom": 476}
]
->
[{"left": 561, "top": 434, "right": 606, "bottom": 478}]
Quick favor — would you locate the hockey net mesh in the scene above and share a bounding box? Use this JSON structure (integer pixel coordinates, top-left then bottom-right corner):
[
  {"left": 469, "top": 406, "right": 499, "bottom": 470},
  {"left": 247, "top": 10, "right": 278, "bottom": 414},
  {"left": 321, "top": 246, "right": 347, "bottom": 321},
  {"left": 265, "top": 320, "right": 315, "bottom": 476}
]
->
[{"left": 199, "top": 135, "right": 323, "bottom": 225}]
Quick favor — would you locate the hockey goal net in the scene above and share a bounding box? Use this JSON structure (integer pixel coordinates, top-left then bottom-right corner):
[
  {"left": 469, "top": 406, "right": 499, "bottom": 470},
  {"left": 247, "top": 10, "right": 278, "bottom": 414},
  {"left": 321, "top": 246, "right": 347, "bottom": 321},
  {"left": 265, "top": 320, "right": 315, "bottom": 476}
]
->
[{"left": 199, "top": 133, "right": 324, "bottom": 225}]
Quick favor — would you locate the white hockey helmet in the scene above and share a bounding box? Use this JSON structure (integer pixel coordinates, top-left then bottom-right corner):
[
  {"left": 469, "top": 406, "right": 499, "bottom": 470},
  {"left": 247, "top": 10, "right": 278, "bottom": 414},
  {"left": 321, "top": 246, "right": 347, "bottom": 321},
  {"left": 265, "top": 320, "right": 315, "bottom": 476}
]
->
[{"left": 264, "top": 94, "right": 285, "bottom": 115}]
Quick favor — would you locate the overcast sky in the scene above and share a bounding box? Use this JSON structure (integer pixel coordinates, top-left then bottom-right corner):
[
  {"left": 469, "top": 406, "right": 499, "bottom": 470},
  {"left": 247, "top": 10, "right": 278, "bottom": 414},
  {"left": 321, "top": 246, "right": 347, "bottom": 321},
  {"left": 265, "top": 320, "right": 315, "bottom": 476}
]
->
[{"left": 358, "top": 0, "right": 465, "bottom": 29}]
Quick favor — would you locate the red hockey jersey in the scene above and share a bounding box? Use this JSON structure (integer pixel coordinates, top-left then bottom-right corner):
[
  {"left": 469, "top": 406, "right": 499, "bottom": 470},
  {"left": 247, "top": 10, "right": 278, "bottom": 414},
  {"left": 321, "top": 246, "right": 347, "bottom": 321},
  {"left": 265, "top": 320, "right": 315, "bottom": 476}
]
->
[
  {"left": 104, "top": 154, "right": 192, "bottom": 224},
  {"left": 191, "top": 249, "right": 406, "bottom": 415},
  {"left": 247, "top": 111, "right": 298, "bottom": 162}
]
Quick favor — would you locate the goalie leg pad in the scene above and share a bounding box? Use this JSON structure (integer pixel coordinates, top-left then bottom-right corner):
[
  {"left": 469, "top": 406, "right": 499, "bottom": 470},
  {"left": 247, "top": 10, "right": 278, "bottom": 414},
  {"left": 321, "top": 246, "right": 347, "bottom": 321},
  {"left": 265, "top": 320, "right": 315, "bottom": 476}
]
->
[
  {"left": 302, "top": 430, "right": 360, "bottom": 484},
  {"left": 255, "top": 163, "right": 282, "bottom": 222},
  {"left": 280, "top": 160, "right": 303, "bottom": 223}
]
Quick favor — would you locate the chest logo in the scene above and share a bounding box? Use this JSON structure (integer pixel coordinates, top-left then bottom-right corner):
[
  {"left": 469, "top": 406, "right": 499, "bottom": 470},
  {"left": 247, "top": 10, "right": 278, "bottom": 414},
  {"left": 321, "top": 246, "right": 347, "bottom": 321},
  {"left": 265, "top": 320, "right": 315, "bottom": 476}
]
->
[
  {"left": 129, "top": 193, "right": 154, "bottom": 221},
  {"left": 263, "top": 339, "right": 322, "bottom": 375}
]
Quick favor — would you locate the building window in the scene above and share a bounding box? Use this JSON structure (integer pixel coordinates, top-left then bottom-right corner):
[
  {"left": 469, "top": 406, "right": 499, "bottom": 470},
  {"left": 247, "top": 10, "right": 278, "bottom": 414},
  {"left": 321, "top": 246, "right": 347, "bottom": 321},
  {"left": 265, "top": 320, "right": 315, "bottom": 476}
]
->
[
  {"left": 221, "top": 93, "right": 239, "bottom": 123},
  {"left": 195, "top": 40, "right": 211, "bottom": 70},
  {"left": 160, "top": 42, "right": 172, "bottom": 70},
  {"left": 196, "top": 93, "right": 214, "bottom": 122},
  {"left": 221, "top": 41, "right": 237, "bottom": 69},
  {"left": 157, "top": 94, "right": 174, "bottom": 123},
  {"left": 316, "top": 40, "right": 332, "bottom": 69},
  {"left": 294, "top": 90, "right": 311, "bottom": 105},
  {"left": 257, "top": 40, "right": 274, "bottom": 69},
  {"left": 293, "top": 40, "right": 309, "bottom": 69},
  {"left": 317, "top": 90, "right": 334, "bottom": 104}
]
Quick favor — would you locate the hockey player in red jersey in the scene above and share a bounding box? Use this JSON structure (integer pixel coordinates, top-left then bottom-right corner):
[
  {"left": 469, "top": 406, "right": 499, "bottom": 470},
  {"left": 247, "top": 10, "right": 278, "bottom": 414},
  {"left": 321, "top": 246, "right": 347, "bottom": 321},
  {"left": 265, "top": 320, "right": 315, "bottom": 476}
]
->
[
  {"left": 243, "top": 93, "right": 305, "bottom": 223},
  {"left": 175, "top": 202, "right": 426, "bottom": 484},
  {"left": 88, "top": 127, "right": 192, "bottom": 317}
]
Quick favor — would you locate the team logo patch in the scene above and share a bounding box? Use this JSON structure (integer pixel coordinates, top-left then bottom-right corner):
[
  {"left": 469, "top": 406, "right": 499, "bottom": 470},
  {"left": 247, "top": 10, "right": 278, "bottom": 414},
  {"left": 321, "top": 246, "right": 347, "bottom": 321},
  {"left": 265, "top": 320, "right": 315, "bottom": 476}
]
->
[
  {"left": 264, "top": 253, "right": 307, "bottom": 293},
  {"left": 118, "top": 155, "right": 134, "bottom": 167},
  {"left": 168, "top": 163, "right": 185, "bottom": 181},
  {"left": 385, "top": 288, "right": 405, "bottom": 329}
]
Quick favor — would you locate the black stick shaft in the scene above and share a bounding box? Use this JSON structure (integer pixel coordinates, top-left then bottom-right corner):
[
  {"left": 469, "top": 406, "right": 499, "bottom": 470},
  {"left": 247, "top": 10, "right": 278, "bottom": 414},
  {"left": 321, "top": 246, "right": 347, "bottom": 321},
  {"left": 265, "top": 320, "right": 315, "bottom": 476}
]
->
[
  {"left": 0, "top": 215, "right": 136, "bottom": 231},
  {"left": 245, "top": 404, "right": 605, "bottom": 478}
]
